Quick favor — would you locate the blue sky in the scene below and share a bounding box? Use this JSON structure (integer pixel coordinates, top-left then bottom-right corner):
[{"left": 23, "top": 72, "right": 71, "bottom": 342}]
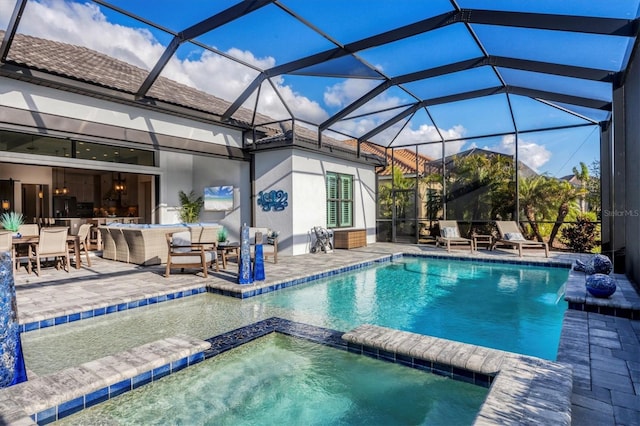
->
[{"left": 1, "top": 0, "right": 634, "bottom": 177}]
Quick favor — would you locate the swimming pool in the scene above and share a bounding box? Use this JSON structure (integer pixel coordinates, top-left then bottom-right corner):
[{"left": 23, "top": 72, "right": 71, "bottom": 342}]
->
[
  {"left": 22, "top": 256, "right": 569, "bottom": 376},
  {"left": 54, "top": 333, "right": 488, "bottom": 425}
]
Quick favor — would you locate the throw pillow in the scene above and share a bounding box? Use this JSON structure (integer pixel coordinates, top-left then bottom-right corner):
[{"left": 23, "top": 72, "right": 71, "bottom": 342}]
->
[
  {"left": 172, "top": 231, "right": 192, "bottom": 253},
  {"left": 441, "top": 227, "right": 460, "bottom": 238},
  {"left": 504, "top": 232, "right": 525, "bottom": 241}
]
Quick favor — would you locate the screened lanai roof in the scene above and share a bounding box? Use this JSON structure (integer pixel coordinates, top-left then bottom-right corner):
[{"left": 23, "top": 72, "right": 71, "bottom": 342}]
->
[{"left": 0, "top": 0, "right": 638, "bottom": 159}]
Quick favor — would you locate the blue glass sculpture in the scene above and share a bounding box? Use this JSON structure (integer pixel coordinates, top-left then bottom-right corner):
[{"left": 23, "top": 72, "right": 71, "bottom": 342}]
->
[
  {"left": 0, "top": 251, "right": 28, "bottom": 387},
  {"left": 237, "top": 224, "right": 253, "bottom": 285},
  {"left": 253, "top": 232, "right": 265, "bottom": 281},
  {"left": 586, "top": 273, "right": 617, "bottom": 298}
]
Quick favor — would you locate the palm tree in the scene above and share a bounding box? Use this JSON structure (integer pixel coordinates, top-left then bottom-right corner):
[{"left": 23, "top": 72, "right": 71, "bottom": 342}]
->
[
  {"left": 572, "top": 162, "right": 589, "bottom": 212},
  {"left": 518, "top": 175, "right": 554, "bottom": 241},
  {"left": 547, "top": 179, "right": 586, "bottom": 247}
]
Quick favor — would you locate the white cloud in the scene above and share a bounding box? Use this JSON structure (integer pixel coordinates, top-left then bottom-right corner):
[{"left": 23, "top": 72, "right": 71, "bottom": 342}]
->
[
  {"left": 493, "top": 134, "right": 551, "bottom": 171},
  {"left": 7, "top": 0, "right": 326, "bottom": 122}
]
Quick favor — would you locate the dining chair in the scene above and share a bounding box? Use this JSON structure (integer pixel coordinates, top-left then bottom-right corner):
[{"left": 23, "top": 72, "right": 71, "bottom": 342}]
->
[
  {"left": 29, "top": 227, "right": 70, "bottom": 275},
  {"left": 17, "top": 223, "right": 40, "bottom": 236},
  {"left": 74, "top": 223, "right": 93, "bottom": 267},
  {"left": 0, "top": 231, "right": 12, "bottom": 267}
]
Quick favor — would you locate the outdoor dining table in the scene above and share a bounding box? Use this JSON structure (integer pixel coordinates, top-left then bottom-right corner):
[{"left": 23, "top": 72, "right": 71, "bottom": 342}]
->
[{"left": 11, "top": 234, "right": 82, "bottom": 273}]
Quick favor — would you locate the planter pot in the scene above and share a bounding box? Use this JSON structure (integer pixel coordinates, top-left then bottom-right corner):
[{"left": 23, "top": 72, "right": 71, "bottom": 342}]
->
[{"left": 585, "top": 273, "right": 617, "bottom": 298}]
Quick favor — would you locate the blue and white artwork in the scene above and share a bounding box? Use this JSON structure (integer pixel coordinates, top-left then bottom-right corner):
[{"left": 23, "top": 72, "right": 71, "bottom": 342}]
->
[
  {"left": 257, "top": 190, "right": 288, "bottom": 212},
  {"left": 204, "top": 186, "right": 234, "bottom": 211}
]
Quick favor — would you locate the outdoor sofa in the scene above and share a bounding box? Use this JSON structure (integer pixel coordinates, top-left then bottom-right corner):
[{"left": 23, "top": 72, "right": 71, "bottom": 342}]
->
[{"left": 99, "top": 223, "right": 221, "bottom": 266}]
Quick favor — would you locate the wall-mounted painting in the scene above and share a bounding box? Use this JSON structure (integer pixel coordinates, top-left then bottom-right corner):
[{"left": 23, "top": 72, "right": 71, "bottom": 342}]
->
[{"left": 204, "top": 186, "right": 234, "bottom": 211}]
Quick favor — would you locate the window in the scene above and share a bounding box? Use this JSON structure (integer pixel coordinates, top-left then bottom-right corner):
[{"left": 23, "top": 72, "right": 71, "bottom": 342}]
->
[{"left": 326, "top": 172, "right": 353, "bottom": 228}]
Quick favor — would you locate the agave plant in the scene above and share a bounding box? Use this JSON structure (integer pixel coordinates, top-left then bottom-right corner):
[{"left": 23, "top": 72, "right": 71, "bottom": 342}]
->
[
  {"left": 217, "top": 226, "right": 228, "bottom": 243},
  {"left": 0, "top": 212, "right": 25, "bottom": 232}
]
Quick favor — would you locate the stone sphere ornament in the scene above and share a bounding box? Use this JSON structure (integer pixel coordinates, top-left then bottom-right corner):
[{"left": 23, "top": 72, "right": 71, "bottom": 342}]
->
[{"left": 585, "top": 273, "right": 617, "bottom": 298}]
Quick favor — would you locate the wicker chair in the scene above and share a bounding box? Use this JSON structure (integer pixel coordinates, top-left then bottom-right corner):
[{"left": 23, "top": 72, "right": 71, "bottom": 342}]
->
[
  {"left": 29, "top": 227, "right": 70, "bottom": 275},
  {"left": 165, "top": 231, "right": 218, "bottom": 278}
]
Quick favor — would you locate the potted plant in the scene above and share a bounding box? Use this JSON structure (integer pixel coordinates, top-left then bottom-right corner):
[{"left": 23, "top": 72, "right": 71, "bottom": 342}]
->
[
  {"left": 217, "top": 227, "right": 228, "bottom": 243},
  {"left": 1, "top": 212, "right": 25, "bottom": 237},
  {"left": 178, "top": 190, "right": 204, "bottom": 223}
]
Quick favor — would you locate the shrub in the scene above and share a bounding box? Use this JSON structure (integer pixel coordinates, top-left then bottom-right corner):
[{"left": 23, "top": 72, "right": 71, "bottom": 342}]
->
[{"left": 561, "top": 214, "right": 597, "bottom": 253}]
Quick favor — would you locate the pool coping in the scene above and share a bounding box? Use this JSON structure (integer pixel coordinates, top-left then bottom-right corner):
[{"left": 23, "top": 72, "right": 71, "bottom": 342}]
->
[
  {"left": 207, "top": 252, "right": 573, "bottom": 299},
  {"left": 18, "top": 252, "right": 573, "bottom": 333},
  {"left": 0, "top": 335, "right": 210, "bottom": 425},
  {"left": 0, "top": 318, "right": 573, "bottom": 425}
]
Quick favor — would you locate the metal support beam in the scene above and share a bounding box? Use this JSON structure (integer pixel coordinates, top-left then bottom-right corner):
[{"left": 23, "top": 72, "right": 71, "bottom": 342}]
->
[
  {"left": 136, "top": 0, "right": 274, "bottom": 99},
  {"left": 0, "top": 0, "right": 27, "bottom": 63},
  {"left": 461, "top": 9, "right": 638, "bottom": 37},
  {"left": 508, "top": 86, "right": 611, "bottom": 110},
  {"left": 221, "top": 74, "right": 267, "bottom": 122}
]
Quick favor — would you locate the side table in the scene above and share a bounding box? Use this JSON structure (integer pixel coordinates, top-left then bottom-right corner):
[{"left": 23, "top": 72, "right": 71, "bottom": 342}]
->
[
  {"left": 217, "top": 242, "right": 240, "bottom": 269},
  {"left": 473, "top": 234, "right": 493, "bottom": 250}
]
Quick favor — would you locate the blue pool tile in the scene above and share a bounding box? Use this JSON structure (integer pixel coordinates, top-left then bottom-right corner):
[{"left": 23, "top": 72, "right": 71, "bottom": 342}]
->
[
  {"left": 106, "top": 305, "right": 117, "bottom": 314},
  {"left": 475, "top": 373, "right": 492, "bottom": 388},
  {"left": 80, "top": 310, "right": 93, "bottom": 319},
  {"left": 54, "top": 316, "right": 68, "bottom": 325},
  {"left": 58, "top": 396, "right": 84, "bottom": 419},
  {"left": 132, "top": 371, "right": 152, "bottom": 389},
  {"left": 36, "top": 406, "right": 57, "bottom": 425},
  {"left": 157, "top": 294, "right": 168, "bottom": 302},
  {"left": 432, "top": 362, "right": 452, "bottom": 377},
  {"left": 117, "top": 302, "right": 128, "bottom": 311},
  {"left": 148, "top": 296, "right": 158, "bottom": 304},
  {"left": 138, "top": 299, "right": 148, "bottom": 307},
  {"left": 396, "top": 353, "right": 413, "bottom": 367},
  {"left": 153, "top": 364, "right": 171, "bottom": 380},
  {"left": 188, "top": 352, "right": 204, "bottom": 365},
  {"left": 19, "top": 324, "right": 25, "bottom": 333},
  {"left": 452, "top": 367, "right": 475, "bottom": 385},
  {"left": 127, "top": 300, "right": 139, "bottom": 309},
  {"left": 172, "top": 357, "right": 188, "bottom": 372},
  {"left": 93, "top": 307, "right": 106, "bottom": 317},
  {"left": 40, "top": 318, "right": 55, "bottom": 329},
  {"left": 362, "top": 345, "right": 378, "bottom": 358},
  {"left": 166, "top": 293, "right": 176, "bottom": 300},
  {"left": 109, "top": 379, "right": 131, "bottom": 398},
  {"left": 378, "top": 349, "right": 395, "bottom": 362},
  {"left": 346, "top": 342, "right": 362, "bottom": 354},
  {"left": 24, "top": 321, "right": 39, "bottom": 332},
  {"left": 68, "top": 312, "right": 81, "bottom": 322},
  {"left": 413, "top": 358, "right": 431, "bottom": 371},
  {"left": 85, "top": 387, "right": 109, "bottom": 408}
]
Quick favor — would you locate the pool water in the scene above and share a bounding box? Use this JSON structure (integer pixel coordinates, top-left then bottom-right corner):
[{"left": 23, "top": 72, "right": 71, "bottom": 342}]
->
[
  {"left": 23, "top": 257, "right": 568, "bottom": 376},
  {"left": 255, "top": 258, "right": 569, "bottom": 360},
  {"left": 55, "top": 333, "right": 488, "bottom": 426}
]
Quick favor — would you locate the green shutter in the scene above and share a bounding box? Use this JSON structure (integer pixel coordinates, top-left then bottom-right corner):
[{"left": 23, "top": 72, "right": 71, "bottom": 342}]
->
[
  {"left": 340, "top": 201, "right": 353, "bottom": 227},
  {"left": 340, "top": 175, "right": 352, "bottom": 200},
  {"left": 327, "top": 200, "right": 338, "bottom": 227},
  {"left": 326, "top": 173, "right": 338, "bottom": 199},
  {"left": 327, "top": 173, "right": 338, "bottom": 227}
]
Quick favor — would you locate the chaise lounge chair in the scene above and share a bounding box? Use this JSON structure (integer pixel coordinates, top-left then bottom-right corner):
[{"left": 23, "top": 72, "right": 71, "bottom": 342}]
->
[
  {"left": 436, "top": 220, "right": 474, "bottom": 253},
  {"left": 492, "top": 221, "right": 549, "bottom": 258}
]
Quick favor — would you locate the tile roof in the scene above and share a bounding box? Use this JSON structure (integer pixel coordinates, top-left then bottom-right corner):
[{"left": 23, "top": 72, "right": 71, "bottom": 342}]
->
[{"left": 2, "top": 30, "right": 272, "bottom": 129}]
